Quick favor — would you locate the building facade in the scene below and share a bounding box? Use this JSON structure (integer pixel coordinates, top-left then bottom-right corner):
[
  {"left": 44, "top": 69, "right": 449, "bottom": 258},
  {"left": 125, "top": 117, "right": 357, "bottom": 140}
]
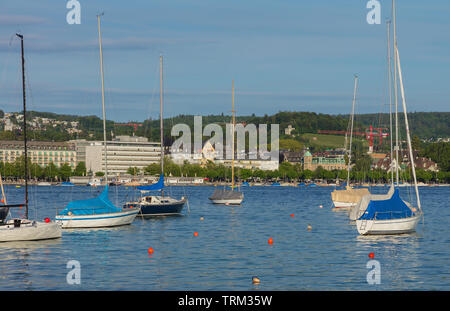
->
[
  {"left": 303, "top": 150, "right": 347, "bottom": 171},
  {"left": 0, "top": 140, "right": 77, "bottom": 168},
  {"left": 72, "top": 135, "right": 161, "bottom": 175}
]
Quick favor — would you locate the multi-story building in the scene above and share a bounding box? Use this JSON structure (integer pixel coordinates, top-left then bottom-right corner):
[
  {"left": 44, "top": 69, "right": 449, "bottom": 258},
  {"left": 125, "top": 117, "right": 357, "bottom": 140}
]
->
[
  {"left": 303, "top": 150, "right": 347, "bottom": 171},
  {"left": 0, "top": 140, "right": 77, "bottom": 168},
  {"left": 72, "top": 135, "right": 161, "bottom": 175}
]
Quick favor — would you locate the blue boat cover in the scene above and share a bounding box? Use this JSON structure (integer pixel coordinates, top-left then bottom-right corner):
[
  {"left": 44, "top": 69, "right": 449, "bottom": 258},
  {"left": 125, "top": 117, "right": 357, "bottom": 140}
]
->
[
  {"left": 57, "top": 185, "right": 122, "bottom": 216},
  {"left": 137, "top": 174, "right": 164, "bottom": 191},
  {"left": 359, "top": 188, "right": 414, "bottom": 220}
]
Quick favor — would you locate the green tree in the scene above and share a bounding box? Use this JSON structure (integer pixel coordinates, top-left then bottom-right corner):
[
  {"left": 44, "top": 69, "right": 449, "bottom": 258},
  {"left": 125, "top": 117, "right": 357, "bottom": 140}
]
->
[
  {"left": 59, "top": 163, "right": 72, "bottom": 181},
  {"left": 74, "top": 162, "right": 87, "bottom": 176}
]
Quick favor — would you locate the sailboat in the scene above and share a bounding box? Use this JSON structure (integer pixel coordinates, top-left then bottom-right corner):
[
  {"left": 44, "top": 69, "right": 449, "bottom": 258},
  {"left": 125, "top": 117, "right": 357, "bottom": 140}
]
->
[
  {"left": 331, "top": 75, "right": 369, "bottom": 210},
  {"left": 123, "top": 55, "right": 187, "bottom": 216},
  {"left": 353, "top": 0, "right": 422, "bottom": 235},
  {"left": 0, "top": 34, "right": 61, "bottom": 242},
  {"left": 209, "top": 80, "right": 244, "bottom": 205},
  {"left": 55, "top": 14, "right": 139, "bottom": 228}
]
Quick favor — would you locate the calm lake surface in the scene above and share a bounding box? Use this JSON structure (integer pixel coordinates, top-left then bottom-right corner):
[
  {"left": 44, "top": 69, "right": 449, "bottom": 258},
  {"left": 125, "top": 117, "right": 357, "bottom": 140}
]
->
[{"left": 0, "top": 184, "right": 449, "bottom": 290}]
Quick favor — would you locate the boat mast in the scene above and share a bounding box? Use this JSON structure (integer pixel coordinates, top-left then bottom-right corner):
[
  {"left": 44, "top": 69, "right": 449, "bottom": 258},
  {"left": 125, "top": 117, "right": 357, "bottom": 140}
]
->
[
  {"left": 231, "top": 80, "right": 235, "bottom": 191},
  {"left": 394, "top": 44, "right": 422, "bottom": 212},
  {"left": 16, "top": 33, "right": 28, "bottom": 219},
  {"left": 387, "top": 20, "right": 394, "bottom": 184},
  {"left": 347, "top": 75, "right": 358, "bottom": 187},
  {"left": 160, "top": 55, "right": 164, "bottom": 197},
  {"left": 97, "top": 13, "right": 108, "bottom": 185},
  {"left": 392, "top": 0, "right": 400, "bottom": 186}
]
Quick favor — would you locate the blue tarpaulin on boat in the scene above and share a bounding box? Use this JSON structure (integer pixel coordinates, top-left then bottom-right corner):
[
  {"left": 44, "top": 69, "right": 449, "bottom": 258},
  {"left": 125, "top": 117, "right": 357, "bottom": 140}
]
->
[
  {"left": 137, "top": 174, "right": 164, "bottom": 191},
  {"left": 57, "top": 185, "right": 122, "bottom": 216},
  {"left": 358, "top": 188, "right": 414, "bottom": 220}
]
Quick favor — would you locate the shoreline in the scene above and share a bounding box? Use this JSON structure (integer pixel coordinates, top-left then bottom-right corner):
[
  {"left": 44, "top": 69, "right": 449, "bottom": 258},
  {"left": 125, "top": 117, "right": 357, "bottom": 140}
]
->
[{"left": 2, "top": 181, "right": 449, "bottom": 187}]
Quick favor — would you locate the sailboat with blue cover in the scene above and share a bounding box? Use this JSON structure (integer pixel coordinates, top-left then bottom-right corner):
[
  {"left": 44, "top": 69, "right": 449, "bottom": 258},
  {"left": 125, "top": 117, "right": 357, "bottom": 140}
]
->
[
  {"left": 55, "top": 14, "right": 139, "bottom": 228},
  {"left": 123, "top": 56, "right": 186, "bottom": 216},
  {"left": 353, "top": 0, "right": 422, "bottom": 235}
]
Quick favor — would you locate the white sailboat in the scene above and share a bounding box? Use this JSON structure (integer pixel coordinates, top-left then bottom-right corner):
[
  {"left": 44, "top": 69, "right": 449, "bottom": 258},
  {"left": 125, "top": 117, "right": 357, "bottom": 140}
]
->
[
  {"left": 55, "top": 14, "right": 139, "bottom": 228},
  {"left": 331, "top": 75, "right": 369, "bottom": 210},
  {"left": 0, "top": 34, "right": 61, "bottom": 242},
  {"left": 354, "top": 0, "right": 423, "bottom": 235},
  {"left": 209, "top": 80, "right": 244, "bottom": 205}
]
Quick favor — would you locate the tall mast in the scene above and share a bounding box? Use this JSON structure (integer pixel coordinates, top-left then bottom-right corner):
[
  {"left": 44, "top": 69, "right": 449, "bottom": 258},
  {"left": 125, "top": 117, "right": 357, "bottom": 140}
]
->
[
  {"left": 231, "top": 80, "right": 235, "bottom": 191},
  {"left": 16, "top": 33, "right": 28, "bottom": 219},
  {"left": 387, "top": 20, "right": 394, "bottom": 184},
  {"left": 347, "top": 75, "right": 358, "bottom": 187},
  {"left": 392, "top": 0, "right": 400, "bottom": 185},
  {"left": 97, "top": 13, "right": 108, "bottom": 185},
  {"left": 395, "top": 46, "right": 422, "bottom": 212},
  {"left": 392, "top": 0, "right": 421, "bottom": 211},
  {"left": 160, "top": 55, "right": 164, "bottom": 196}
]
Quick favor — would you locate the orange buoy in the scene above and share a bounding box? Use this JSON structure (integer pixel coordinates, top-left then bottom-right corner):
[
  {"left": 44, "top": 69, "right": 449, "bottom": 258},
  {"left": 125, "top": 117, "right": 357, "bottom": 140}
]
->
[
  {"left": 319, "top": 205, "right": 323, "bottom": 208},
  {"left": 1, "top": 198, "right": 4, "bottom": 203},
  {"left": 194, "top": 232, "right": 199, "bottom": 237},
  {"left": 148, "top": 247, "right": 154, "bottom": 255},
  {"left": 44, "top": 217, "right": 50, "bottom": 223},
  {"left": 369, "top": 252, "right": 375, "bottom": 259},
  {"left": 268, "top": 237, "right": 273, "bottom": 245},
  {"left": 252, "top": 276, "right": 261, "bottom": 284}
]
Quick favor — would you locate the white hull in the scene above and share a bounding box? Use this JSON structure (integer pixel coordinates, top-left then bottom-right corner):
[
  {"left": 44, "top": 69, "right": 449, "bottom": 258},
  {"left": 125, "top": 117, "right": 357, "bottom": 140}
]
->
[
  {"left": 0, "top": 220, "right": 62, "bottom": 242},
  {"left": 55, "top": 208, "right": 139, "bottom": 229},
  {"left": 356, "top": 214, "right": 421, "bottom": 235},
  {"left": 332, "top": 201, "right": 357, "bottom": 210},
  {"left": 210, "top": 198, "right": 243, "bottom": 205}
]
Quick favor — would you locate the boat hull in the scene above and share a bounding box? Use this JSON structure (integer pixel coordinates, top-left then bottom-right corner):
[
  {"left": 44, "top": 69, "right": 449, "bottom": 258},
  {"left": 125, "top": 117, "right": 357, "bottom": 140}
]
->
[
  {"left": 210, "top": 198, "right": 243, "bottom": 205},
  {"left": 332, "top": 201, "right": 357, "bottom": 210},
  {"left": 125, "top": 200, "right": 185, "bottom": 217},
  {"left": 356, "top": 214, "right": 421, "bottom": 235},
  {"left": 55, "top": 208, "right": 139, "bottom": 228},
  {"left": 0, "top": 220, "right": 62, "bottom": 242}
]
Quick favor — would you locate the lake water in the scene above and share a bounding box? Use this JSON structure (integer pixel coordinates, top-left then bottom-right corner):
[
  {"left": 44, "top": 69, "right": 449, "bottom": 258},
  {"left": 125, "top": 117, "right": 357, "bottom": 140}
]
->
[{"left": 0, "top": 184, "right": 449, "bottom": 290}]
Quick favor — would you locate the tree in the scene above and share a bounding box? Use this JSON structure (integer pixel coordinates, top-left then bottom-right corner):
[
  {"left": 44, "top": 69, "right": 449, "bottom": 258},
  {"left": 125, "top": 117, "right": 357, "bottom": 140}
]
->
[
  {"left": 59, "top": 163, "right": 72, "bottom": 181},
  {"left": 73, "top": 162, "right": 86, "bottom": 176},
  {"left": 411, "top": 135, "right": 422, "bottom": 152},
  {"left": 127, "top": 167, "right": 140, "bottom": 175},
  {"left": 44, "top": 162, "right": 58, "bottom": 181},
  {"left": 95, "top": 171, "right": 105, "bottom": 177}
]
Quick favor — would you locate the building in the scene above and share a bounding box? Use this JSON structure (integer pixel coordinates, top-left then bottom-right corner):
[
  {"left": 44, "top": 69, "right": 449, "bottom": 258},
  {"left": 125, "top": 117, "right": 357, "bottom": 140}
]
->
[
  {"left": 0, "top": 140, "right": 77, "bottom": 168},
  {"left": 284, "top": 125, "right": 295, "bottom": 136},
  {"left": 72, "top": 135, "right": 161, "bottom": 175},
  {"left": 280, "top": 150, "right": 304, "bottom": 164},
  {"left": 303, "top": 150, "right": 347, "bottom": 171},
  {"left": 373, "top": 153, "right": 439, "bottom": 172},
  {"left": 171, "top": 139, "right": 279, "bottom": 171}
]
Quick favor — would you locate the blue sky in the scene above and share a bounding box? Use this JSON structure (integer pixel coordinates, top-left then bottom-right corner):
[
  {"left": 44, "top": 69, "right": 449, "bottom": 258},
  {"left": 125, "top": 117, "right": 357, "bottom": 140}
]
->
[{"left": 0, "top": 0, "right": 449, "bottom": 122}]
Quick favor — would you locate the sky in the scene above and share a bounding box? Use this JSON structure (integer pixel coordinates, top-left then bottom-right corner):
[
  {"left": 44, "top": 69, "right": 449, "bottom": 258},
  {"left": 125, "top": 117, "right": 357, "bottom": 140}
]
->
[{"left": 0, "top": 0, "right": 449, "bottom": 122}]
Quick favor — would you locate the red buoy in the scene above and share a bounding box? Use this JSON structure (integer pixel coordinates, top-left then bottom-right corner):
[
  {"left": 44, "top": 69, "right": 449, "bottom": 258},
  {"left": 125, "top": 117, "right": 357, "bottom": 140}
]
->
[
  {"left": 44, "top": 217, "right": 50, "bottom": 223},
  {"left": 194, "top": 232, "right": 199, "bottom": 237},
  {"left": 268, "top": 237, "right": 273, "bottom": 245},
  {"left": 369, "top": 252, "right": 375, "bottom": 259},
  {"left": 1, "top": 198, "right": 4, "bottom": 204},
  {"left": 290, "top": 214, "right": 294, "bottom": 217},
  {"left": 148, "top": 247, "right": 154, "bottom": 255}
]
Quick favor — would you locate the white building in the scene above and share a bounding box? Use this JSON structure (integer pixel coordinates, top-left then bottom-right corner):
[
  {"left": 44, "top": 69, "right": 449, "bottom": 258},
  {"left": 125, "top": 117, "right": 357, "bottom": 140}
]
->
[{"left": 72, "top": 135, "right": 161, "bottom": 175}]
